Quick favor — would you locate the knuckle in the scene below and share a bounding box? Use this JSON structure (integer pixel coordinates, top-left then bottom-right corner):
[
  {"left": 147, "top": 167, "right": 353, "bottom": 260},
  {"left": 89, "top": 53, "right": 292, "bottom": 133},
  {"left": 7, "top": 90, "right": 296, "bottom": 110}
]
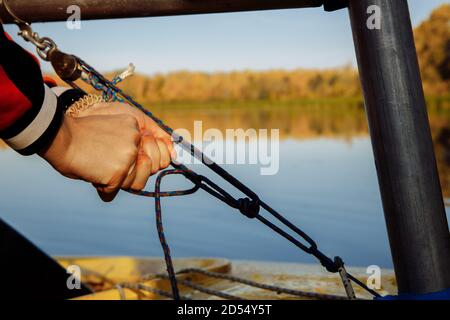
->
[{"left": 122, "top": 114, "right": 139, "bottom": 128}]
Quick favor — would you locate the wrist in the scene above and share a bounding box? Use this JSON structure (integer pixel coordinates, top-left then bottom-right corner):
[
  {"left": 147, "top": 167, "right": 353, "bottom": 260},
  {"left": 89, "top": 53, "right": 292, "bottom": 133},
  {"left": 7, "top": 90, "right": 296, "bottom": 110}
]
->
[
  {"left": 38, "top": 87, "right": 86, "bottom": 170},
  {"left": 38, "top": 115, "right": 74, "bottom": 174}
]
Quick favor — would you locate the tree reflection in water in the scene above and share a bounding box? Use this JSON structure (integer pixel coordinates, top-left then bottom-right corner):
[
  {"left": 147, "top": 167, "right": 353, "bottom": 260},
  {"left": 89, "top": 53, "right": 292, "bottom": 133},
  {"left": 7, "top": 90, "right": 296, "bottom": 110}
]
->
[{"left": 1, "top": 104, "right": 449, "bottom": 199}]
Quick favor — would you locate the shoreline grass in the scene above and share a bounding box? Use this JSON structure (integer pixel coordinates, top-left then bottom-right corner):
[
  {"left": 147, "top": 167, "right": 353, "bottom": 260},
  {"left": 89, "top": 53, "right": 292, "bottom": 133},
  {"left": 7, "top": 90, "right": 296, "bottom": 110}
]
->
[{"left": 144, "top": 96, "right": 450, "bottom": 111}]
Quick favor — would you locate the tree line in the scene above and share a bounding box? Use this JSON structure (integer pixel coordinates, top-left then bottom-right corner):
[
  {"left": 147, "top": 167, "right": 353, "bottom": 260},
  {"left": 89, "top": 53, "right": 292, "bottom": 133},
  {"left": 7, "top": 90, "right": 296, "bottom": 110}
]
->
[
  {"left": 68, "top": 4, "right": 449, "bottom": 105},
  {"left": 48, "top": 4, "right": 449, "bottom": 105}
]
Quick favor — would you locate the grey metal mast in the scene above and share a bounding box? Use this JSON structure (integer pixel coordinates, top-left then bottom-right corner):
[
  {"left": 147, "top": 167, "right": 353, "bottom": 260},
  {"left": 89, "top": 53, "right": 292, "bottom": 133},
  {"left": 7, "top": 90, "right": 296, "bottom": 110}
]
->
[{"left": 348, "top": 0, "right": 450, "bottom": 294}]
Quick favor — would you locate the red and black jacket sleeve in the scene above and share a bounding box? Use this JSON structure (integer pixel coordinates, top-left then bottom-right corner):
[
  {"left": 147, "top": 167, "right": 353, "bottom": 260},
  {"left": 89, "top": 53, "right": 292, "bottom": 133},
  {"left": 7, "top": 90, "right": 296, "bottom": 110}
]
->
[{"left": 0, "top": 23, "right": 85, "bottom": 155}]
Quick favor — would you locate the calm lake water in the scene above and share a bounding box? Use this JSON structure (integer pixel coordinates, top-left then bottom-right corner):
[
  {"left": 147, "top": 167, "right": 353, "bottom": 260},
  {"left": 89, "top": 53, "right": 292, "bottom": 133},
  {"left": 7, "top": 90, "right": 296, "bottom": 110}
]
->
[{"left": 1, "top": 105, "right": 449, "bottom": 269}]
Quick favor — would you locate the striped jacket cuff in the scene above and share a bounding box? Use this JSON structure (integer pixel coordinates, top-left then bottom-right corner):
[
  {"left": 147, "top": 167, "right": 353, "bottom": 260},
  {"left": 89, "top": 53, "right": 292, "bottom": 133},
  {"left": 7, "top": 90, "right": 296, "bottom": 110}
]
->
[{"left": 2, "top": 86, "right": 86, "bottom": 155}]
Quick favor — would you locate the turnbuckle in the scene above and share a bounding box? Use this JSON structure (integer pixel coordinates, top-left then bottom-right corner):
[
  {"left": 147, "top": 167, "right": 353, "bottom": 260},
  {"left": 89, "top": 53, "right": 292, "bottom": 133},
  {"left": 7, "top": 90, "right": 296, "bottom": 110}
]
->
[{"left": 335, "top": 257, "right": 357, "bottom": 299}]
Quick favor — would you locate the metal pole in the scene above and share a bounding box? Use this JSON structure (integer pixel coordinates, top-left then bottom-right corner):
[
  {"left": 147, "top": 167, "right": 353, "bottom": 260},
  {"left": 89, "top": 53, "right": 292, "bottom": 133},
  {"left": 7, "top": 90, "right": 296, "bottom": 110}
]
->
[
  {"left": 348, "top": 0, "right": 450, "bottom": 294},
  {"left": 0, "top": 0, "right": 322, "bottom": 23}
]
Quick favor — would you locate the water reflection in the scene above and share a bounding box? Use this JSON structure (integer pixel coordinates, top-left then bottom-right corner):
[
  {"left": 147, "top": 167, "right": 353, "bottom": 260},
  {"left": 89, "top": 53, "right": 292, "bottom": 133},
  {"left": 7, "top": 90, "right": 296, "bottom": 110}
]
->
[
  {"left": 161, "top": 105, "right": 450, "bottom": 199},
  {"left": 155, "top": 104, "right": 369, "bottom": 141},
  {"left": 1, "top": 104, "right": 449, "bottom": 198},
  {"left": 0, "top": 104, "right": 449, "bottom": 267}
]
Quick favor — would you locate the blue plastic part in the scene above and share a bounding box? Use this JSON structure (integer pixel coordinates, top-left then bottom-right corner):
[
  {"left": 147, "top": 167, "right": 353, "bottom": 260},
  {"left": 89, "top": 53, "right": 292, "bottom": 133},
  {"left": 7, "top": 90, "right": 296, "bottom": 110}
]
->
[{"left": 376, "top": 288, "right": 450, "bottom": 300}]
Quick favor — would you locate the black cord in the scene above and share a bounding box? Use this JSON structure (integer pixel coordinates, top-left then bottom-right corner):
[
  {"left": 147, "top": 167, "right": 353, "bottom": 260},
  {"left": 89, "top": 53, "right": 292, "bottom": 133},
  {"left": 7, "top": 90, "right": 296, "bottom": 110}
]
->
[
  {"left": 129, "top": 167, "right": 381, "bottom": 299},
  {"left": 78, "top": 57, "right": 381, "bottom": 299}
]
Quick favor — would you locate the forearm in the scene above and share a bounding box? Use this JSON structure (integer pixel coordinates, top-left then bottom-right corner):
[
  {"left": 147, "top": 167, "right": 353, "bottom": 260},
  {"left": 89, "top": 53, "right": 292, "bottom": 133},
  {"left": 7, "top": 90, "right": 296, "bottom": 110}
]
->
[{"left": 0, "top": 22, "right": 84, "bottom": 155}]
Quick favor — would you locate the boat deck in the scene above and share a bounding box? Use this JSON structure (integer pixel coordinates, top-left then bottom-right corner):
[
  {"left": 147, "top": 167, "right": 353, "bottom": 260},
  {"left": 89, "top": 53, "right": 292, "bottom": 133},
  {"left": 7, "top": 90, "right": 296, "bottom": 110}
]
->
[{"left": 56, "top": 257, "right": 396, "bottom": 300}]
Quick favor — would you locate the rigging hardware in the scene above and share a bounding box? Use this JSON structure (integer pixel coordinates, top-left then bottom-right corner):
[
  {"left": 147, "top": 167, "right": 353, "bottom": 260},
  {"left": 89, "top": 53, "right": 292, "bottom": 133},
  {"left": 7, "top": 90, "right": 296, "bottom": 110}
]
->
[{"left": 3, "top": 1, "right": 381, "bottom": 299}]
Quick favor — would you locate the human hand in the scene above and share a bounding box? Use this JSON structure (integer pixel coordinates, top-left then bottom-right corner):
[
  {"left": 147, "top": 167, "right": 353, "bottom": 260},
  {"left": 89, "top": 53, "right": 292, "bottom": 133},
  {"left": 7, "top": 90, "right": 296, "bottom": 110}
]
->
[
  {"left": 39, "top": 102, "right": 174, "bottom": 202},
  {"left": 76, "top": 102, "right": 175, "bottom": 158}
]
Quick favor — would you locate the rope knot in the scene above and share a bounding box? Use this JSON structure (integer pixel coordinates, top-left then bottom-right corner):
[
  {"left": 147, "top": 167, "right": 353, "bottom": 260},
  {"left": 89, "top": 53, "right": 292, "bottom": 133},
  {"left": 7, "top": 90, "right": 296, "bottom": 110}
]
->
[{"left": 238, "top": 197, "right": 260, "bottom": 219}]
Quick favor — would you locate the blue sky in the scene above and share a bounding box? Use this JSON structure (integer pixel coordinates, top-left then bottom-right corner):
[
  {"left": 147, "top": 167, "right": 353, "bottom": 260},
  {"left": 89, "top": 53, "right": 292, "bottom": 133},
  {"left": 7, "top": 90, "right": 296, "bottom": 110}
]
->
[{"left": 4, "top": 0, "right": 448, "bottom": 74}]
